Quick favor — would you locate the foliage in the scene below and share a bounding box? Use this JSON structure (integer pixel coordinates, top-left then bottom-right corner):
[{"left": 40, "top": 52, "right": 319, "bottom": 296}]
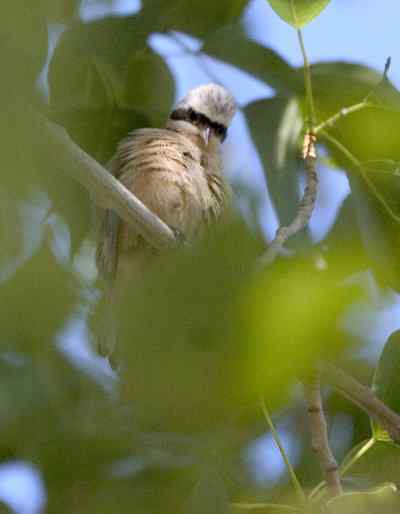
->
[{"left": 2, "top": 0, "right": 400, "bottom": 513}]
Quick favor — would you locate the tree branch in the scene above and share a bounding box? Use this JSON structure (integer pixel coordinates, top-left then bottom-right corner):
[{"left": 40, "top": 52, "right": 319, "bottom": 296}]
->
[
  {"left": 259, "top": 133, "right": 318, "bottom": 266},
  {"left": 323, "top": 364, "right": 400, "bottom": 442},
  {"left": 304, "top": 370, "right": 342, "bottom": 497},
  {"left": 34, "top": 110, "right": 177, "bottom": 251}
]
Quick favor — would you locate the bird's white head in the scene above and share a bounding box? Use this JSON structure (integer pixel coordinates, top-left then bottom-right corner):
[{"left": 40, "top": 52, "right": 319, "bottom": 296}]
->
[{"left": 170, "top": 83, "right": 236, "bottom": 144}]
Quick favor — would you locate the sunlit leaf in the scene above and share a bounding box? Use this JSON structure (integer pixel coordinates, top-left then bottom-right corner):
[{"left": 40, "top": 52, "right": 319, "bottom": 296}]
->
[
  {"left": 267, "top": 0, "right": 331, "bottom": 28},
  {"left": 236, "top": 254, "right": 361, "bottom": 408},
  {"left": 327, "top": 483, "right": 399, "bottom": 514},
  {"left": 372, "top": 331, "right": 400, "bottom": 441},
  {"left": 311, "top": 63, "right": 400, "bottom": 164}
]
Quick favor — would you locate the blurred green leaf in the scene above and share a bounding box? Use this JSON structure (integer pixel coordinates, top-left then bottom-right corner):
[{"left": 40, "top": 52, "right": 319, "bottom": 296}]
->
[
  {"left": 49, "top": 17, "right": 175, "bottom": 161},
  {"left": 0, "top": 3, "right": 47, "bottom": 97},
  {"left": 116, "top": 221, "right": 262, "bottom": 432},
  {"left": 203, "top": 25, "right": 301, "bottom": 95},
  {"left": 326, "top": 483, "right": 400, "bottom": 514},
  {"left": 372, "top": 331, "right": 400, "bottom": 441},
  {"left": 141, "top": 0, "right": 250, "bottom": 37},
  {"left": 125, "top": 49, "right": 175, "bottom": 127},
  {"left": 311, "top": 63, "right": 400, "bottom": 163},
  {"left": 267, "top": 0, "right": 331, "bottom": 28},
  {"left": 0, "top": 240, "right": 77, "bottom": 351},
  {"left": 320, "top": 195, "right": 370, "bottom": 280},
  {"left": 347, "top": 164, "right": 400, "bottom": 291},
  {"left": 244, "top": 97, "right": 302, "bottom": 226},
  {"left": 237, "top": 254, "right": 361, "bottom": 409}
]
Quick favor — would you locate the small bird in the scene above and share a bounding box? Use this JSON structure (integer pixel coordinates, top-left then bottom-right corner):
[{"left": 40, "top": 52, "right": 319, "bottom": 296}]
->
[{"left": 95, "top": 83, "right": 236, "bottom": 361}]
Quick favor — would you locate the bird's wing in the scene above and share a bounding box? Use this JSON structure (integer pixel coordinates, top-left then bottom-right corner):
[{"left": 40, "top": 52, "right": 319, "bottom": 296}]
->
[{"left": 95, "top": 156, "right": 121, "bottom": 281}]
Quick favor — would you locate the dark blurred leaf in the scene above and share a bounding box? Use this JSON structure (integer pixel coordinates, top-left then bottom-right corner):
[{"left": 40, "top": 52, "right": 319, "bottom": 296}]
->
[
  {"left": 244, "top": 96, "right": 302, "bottom": 226},
  {"left": 49, "top": 16, "right": 175, "bottom": 161},
  {"left": 267, "top": 0, "right": 331, "bottom": 28},
  {"left": 326, "top": 483, "right": 400, "bottom": 514},
  {"left": 125, "top": 49, "right": 175, "bottom": 127},
  {"left": 117, "top": 221, "right": 262, "bottom": 432},
  {"left": 203, "top": 25, "right": 301, "bottom": 95},
  {"left": 141, "top": 0, "right": 250, "bottom": 37},
  {"left": 372, "top": 331, "right": 400, "bottom": 441}
]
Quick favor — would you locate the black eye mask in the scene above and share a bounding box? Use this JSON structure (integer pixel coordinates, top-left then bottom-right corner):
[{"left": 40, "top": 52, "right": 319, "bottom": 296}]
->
[{"left": 170, "top": 107, "right": 228, "bottom": 142}]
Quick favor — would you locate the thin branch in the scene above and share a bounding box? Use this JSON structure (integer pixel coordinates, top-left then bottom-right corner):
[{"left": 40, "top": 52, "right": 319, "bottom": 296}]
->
[
  {"left": 259, "top": 133, "right": 318, "bottom": 266},
  {"left": 321, "top": 130, "right": 400, "bottom": 224},
  {"left": 304, "top": 370, "right": 342, "bottom": 498},
  {"left": 260, "top": 397, "right": 306, "bottom": 503},
  {"left": 314, "top": 56, "right": 391, "bottom": 135},
  {"left": 34, "top": 110, "right": 177, "bottom": 251},
  {"left": 296, "top": 28, "right": 316, "bottom": 130},
  {"left": 314, "top": 102, "right": 367, "bottom": 134},
  {"left": 323, "top": 364, "right": 400, "bottom": 442}
]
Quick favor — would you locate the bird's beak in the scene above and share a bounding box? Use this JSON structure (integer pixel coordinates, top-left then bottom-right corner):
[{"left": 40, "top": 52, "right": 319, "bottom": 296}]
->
[{"left": 201, "top": 127, "right": 211, "bottom": 146}]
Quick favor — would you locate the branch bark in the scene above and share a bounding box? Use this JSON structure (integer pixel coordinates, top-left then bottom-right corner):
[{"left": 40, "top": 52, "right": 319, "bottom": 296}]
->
[
  {"left": 259, "top": 133, "right": 318, "bottom": 267},
  {"left": 34, "top": 111, "right": 177, "bottom": 251},
  {"left": 323, "top": 364, "right": 400, "bottom": 442},
  {"left": 304, "top": 370, "right": 342, "bottom": 497}
]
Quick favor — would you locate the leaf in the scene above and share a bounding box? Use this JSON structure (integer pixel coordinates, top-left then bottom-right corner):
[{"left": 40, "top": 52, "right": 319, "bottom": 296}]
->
[
  {"left": 311, "top": 62, "right": 400, "bottom": 164},
  {"left": 267, "top": 0, "right": 331, "bottom": 28},
  {"left": 117, "top": 220, "right": 262, "bottom": 432},
  {"left": 372, "top": 331, "right": 400, "bottom": 441},
  {"left": 202, "top": 24, "right": 301, "bottom": 95},
  {"left": 244, "top": 96, "right": 303, "bottom": 226},
  {"left": 141, "top": 0, "right": 250, "bottom": 37},
  {"left": 326, "top": 483, "right": 400, "bottom": 514},
  {"left": 346, "top": 163, "right": 400, "bottom": 291},
  {"left": 236, "top": 253, "right": 361, "bottom": 409},
  {"left": 49, "top": 17, "right": 174, "bottom": 161},
  {"left": 0, "top": 3, "right": 48, "bottom": 97},
  {"left": 125, "top": 48, "right": 175, "bottom": 127}
]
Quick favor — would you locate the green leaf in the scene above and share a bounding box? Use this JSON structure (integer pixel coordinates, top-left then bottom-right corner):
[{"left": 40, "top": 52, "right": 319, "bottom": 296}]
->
[
  {"left": 141, "top": 0, "right": 250, "bottom": 37},
  {"left": 310, "top": 62, "right": 400, "bottom": 164},
  {"left": 202, "top": 25, "right": 301, "bottom": 95},
  {"left": 244, "top": 96, "right": 302, "bottom": 226},
  {"left": 125, "top": 49, "right": 175, "bottom": 127},
  {"left": 346, "top": 164, "right": 400, "bottom": 291},
  {"left": 267, "top": 0, "right": 331, "bottom": 28},
  {"left": 327, "top": 483, "right": 400, "bottom": 514},
  {"left": 49, "top": 17, "right": 174, "bottom": 161},
  {"left": 236, "top": 253, "right": 361, "bottom": 409},
  {"left": 372, "top": 331, "right": 400, "bottom": 441}
]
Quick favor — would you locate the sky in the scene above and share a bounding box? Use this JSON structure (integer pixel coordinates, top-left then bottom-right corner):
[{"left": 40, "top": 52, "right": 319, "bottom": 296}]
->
[{"left": 4, "top": 0, "right": 400, "bottom": 510}]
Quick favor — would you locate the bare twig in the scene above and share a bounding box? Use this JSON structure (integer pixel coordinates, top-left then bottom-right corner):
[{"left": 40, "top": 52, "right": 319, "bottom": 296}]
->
[
  {"left": 34, "top": 110, "right": 177, "bottom": 251},
  {"left": 314, "top": 56, "right": 392, "bottom": 135},
  {"left": 304, "top": 370, "right": 342, "bottom": 497},
  {"left": 259, "top": 133, "right": 318, "bottom": 266},
  {"left": 323, "top": 364, "right": 400, "bottom": 442}
]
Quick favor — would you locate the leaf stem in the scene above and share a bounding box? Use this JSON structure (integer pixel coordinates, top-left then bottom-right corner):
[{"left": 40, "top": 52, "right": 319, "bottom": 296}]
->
[
  {"left": 296, "top": 28, "right": 316, "bottom": 130},
  {"left": 321, "top": 130, "right": 400, "bottom": 224},
  {"left": 260, "top": 397, "right": 306, "bottom": 503}
]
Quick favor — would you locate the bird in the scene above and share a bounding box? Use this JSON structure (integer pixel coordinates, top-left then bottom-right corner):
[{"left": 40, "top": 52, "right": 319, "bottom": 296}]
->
[{"left": 95, "top": 83, "right": 237, "bottom": 362}]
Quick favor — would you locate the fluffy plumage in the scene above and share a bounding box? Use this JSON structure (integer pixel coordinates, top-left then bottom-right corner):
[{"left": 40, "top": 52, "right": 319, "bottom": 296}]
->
[{"left": 96, "top": 83, "right": 236, "bottom": 360}]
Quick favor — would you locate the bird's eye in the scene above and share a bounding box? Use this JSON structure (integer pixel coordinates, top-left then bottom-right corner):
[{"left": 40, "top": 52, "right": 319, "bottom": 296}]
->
[{"left": 189, "top": 109, "right": 198, "bottom": 122}]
